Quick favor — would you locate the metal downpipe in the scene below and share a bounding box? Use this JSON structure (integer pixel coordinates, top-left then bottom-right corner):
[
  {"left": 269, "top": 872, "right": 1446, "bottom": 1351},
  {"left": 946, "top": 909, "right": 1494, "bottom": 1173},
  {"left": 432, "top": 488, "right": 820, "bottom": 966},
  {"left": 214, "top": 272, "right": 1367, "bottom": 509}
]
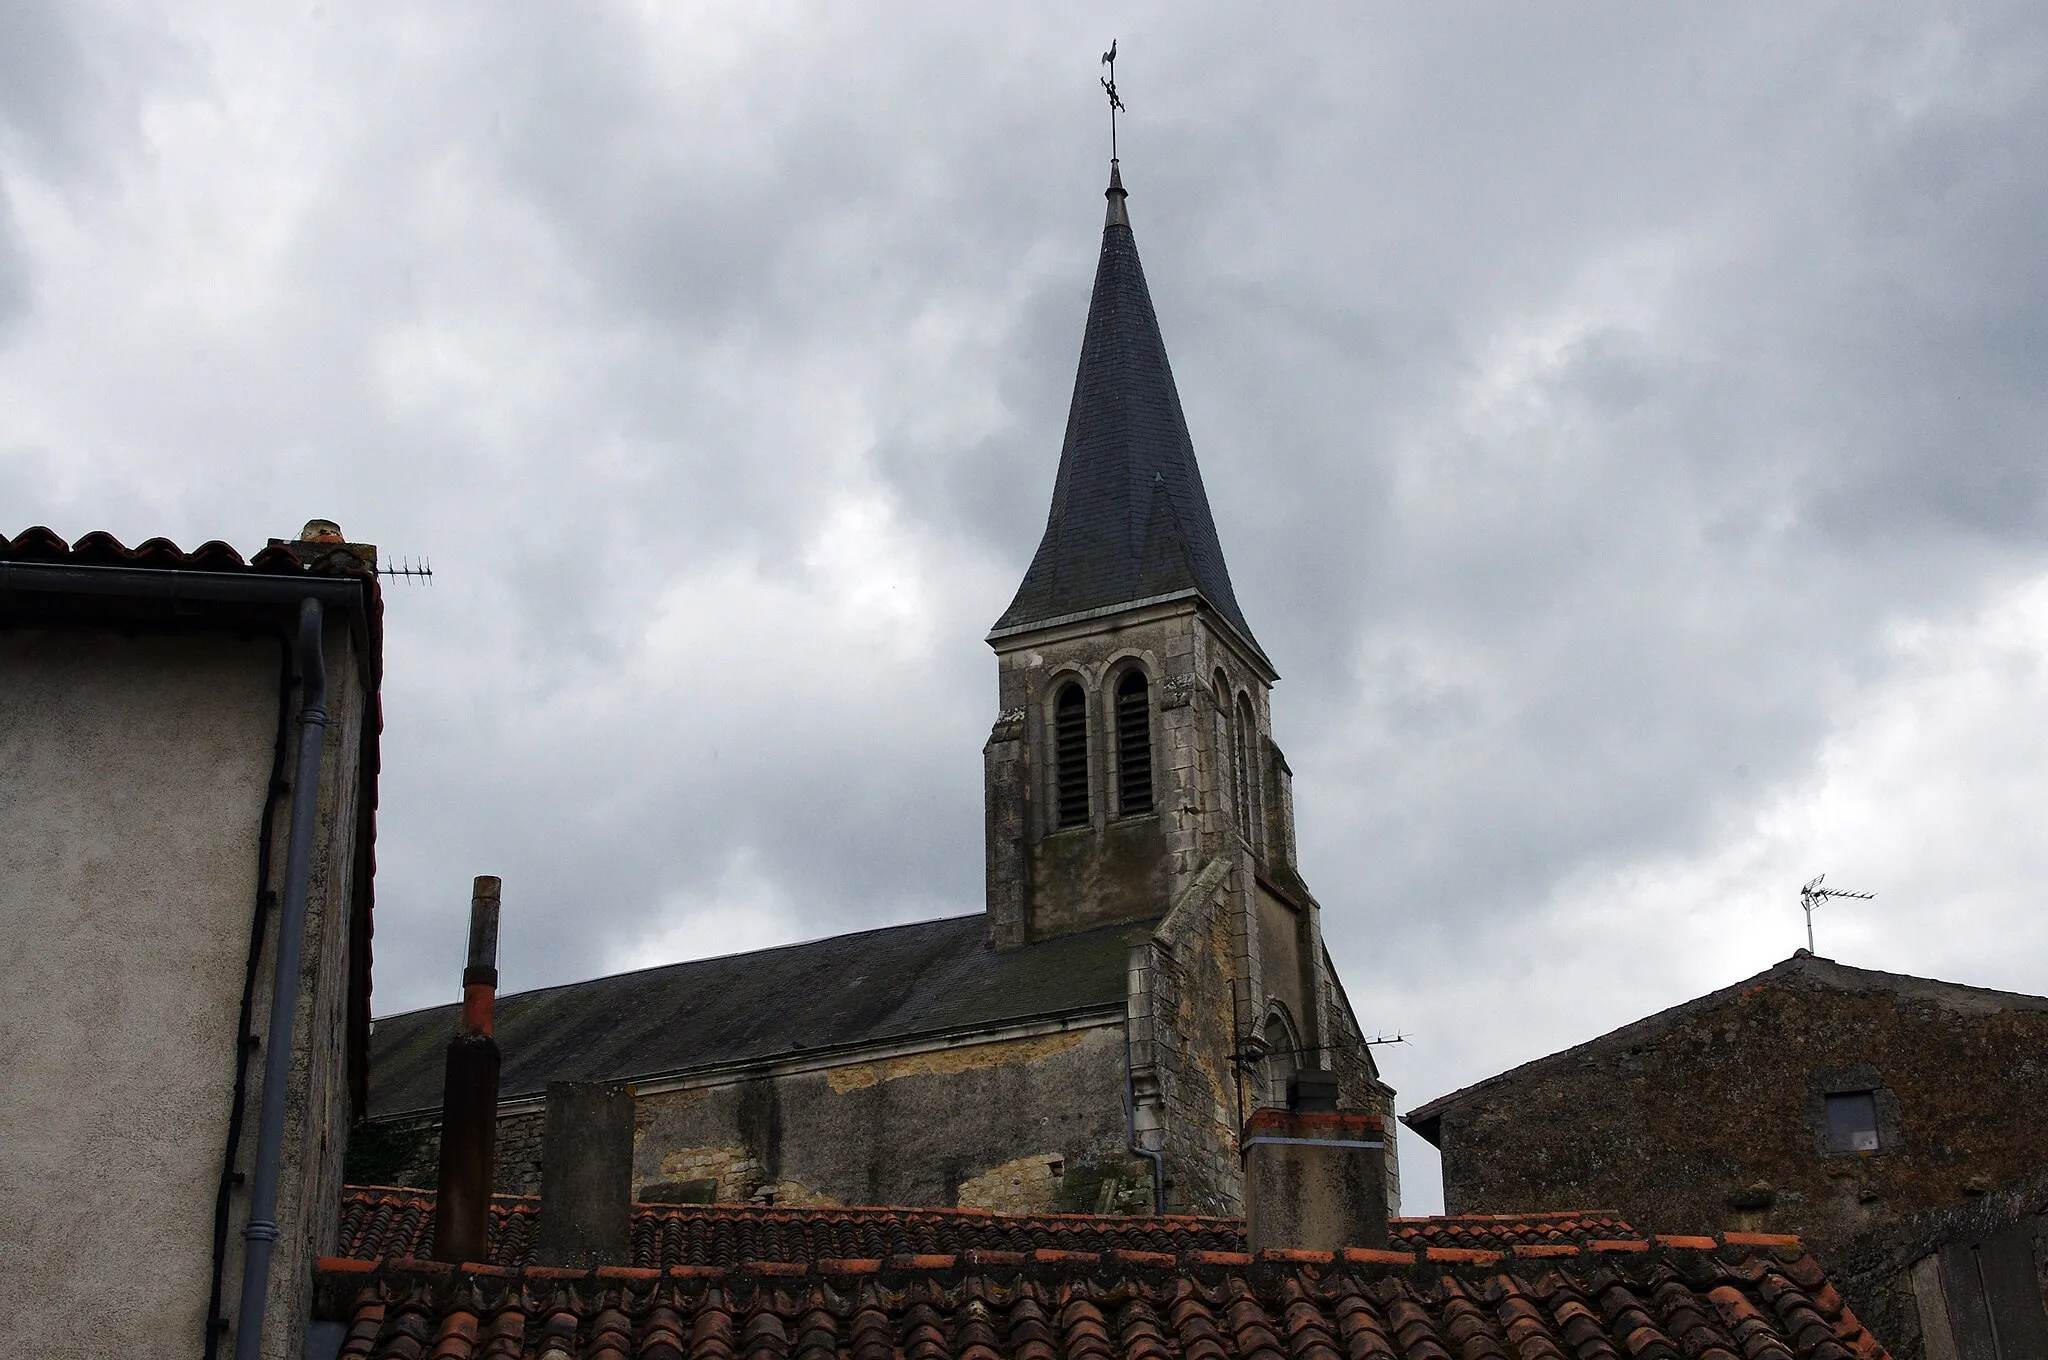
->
[{"left": 233, "top": 597, "right": 330, "bottom": 1360}]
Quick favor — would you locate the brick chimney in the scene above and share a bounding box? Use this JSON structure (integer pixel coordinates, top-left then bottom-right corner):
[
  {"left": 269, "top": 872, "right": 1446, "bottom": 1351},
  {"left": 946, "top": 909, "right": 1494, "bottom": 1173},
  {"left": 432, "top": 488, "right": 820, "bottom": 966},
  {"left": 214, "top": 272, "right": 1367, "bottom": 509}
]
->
[
  {"left": 430, "top": 877, "right": 502, "bottom": 1262},
  {"left": 534, "top": 1081, "right": 635, "bottom": 1268},
  {"left": 1242, "top": 1067, "right": 1388, "bottom": 1253}
]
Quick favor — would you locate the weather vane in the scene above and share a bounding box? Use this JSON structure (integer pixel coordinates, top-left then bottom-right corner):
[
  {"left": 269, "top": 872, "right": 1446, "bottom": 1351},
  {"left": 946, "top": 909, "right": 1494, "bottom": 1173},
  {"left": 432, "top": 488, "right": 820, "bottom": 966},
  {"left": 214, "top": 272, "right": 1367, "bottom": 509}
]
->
[{"left": 1100, "top": 40, "right": 1124, "bottom": 160}]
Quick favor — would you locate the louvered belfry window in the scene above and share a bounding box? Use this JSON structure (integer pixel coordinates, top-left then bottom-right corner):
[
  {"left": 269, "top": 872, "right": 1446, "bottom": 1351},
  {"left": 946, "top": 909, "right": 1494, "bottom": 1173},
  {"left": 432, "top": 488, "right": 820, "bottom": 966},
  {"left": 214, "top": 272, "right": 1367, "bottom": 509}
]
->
[
  {"left": 1054, "top": 682, "right": 1090, "bottom": 829},
  {"left": 1116, "top": 671, "right": 1154, "bottom": 815}
]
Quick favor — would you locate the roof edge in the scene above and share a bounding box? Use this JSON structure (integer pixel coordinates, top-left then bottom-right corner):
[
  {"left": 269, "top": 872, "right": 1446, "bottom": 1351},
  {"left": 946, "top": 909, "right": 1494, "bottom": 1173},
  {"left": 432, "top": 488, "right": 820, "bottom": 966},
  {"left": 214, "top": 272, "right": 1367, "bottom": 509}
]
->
[
  {"left": 1403, "top": 952, "right": 2048, "bottom": 1129},
  {"left": 1402, "top": 954, "right": 1805, "bottom": 1127},
  {"left": 369, "top": 1001, "right": 1128, "bottom": 1123},
  {"left": 370, "top": 911, "right": 989, "bottom": 1025},
  {"left": 990, "top": 590, "right": 1275, "bottom": 680}
]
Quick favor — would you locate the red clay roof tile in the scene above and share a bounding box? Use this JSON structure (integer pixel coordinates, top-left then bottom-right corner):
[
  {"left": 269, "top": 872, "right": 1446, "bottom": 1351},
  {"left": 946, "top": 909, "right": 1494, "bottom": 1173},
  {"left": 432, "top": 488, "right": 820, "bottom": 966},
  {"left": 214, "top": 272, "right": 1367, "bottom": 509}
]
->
[
  {"left": 339, "top": 1187, "right": 1646, "bottom": 1270},
  {"left": 324, "top": 1188, "right": 1889, "bottom": 1357}
]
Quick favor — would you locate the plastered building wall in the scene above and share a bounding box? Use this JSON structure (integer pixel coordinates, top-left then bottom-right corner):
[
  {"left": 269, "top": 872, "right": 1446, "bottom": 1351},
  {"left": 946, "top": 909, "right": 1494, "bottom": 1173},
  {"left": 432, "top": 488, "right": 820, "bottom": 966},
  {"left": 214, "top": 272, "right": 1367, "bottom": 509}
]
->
[{"left": 0, "top": 624, "right": 363, "bottom": 1360}]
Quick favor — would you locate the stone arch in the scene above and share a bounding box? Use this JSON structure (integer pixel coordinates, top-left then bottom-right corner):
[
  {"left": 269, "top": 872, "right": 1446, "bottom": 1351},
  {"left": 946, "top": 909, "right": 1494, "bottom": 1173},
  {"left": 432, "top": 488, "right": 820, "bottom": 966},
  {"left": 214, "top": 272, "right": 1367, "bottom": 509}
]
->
[{"left": 1258, "top": 1003, "right": 1303, "bottom": 1108}]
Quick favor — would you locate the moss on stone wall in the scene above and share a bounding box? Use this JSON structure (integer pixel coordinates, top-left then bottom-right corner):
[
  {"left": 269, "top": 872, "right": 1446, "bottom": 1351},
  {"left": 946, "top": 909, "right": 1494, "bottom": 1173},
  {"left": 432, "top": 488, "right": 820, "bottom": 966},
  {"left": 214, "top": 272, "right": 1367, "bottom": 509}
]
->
[
  {"left": 1436, "top": 975, "right": 2048, "bottom": 1259},
  {"left": 343, "top": 1118, "right": 437, "bottom": 1189}
]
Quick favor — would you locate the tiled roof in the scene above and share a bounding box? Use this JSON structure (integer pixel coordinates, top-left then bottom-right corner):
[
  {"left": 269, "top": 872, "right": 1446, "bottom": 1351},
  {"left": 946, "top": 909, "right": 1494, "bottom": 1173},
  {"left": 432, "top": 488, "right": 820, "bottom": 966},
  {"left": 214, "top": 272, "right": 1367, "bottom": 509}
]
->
[
  {"left": 367, "top": 916, "right": 1132, "bottom": 1119},
  {"left": 314, "top": 1233, "right": 1890, "bottom": 1359},
  {"left": 339, "top": 1189, "right": 1642, "bottom": 1270},
  {"left": 1392, "top": 1213, "right": 1639, "bottom": 1251},
  {"left": 1, "top": 524, "right": 384, "bottom": 1117},
  {"left": 991, "top": 165, "right": 1263, "bottom": 662},
  {"left": 0, "top": 524, "right": 368, "bottom": 574},
  {"left": 340, "top": 1190, "right": 1243, "bottom": 1268}
]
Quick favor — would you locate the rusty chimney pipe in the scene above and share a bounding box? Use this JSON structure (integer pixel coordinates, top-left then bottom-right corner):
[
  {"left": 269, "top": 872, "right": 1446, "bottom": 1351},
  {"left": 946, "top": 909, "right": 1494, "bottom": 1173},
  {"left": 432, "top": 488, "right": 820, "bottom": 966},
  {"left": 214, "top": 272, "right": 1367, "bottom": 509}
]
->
[{"left": 431, "top": 876, "right": 503, "bottom": 1262}]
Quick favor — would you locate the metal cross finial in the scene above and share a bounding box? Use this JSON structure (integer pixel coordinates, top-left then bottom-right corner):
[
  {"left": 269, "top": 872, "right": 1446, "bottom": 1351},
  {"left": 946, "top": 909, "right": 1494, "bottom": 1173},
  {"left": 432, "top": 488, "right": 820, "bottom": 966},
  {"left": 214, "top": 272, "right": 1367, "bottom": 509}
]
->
[{"left": 1101, "top": 40, "right": 1124, "bottom": 160}]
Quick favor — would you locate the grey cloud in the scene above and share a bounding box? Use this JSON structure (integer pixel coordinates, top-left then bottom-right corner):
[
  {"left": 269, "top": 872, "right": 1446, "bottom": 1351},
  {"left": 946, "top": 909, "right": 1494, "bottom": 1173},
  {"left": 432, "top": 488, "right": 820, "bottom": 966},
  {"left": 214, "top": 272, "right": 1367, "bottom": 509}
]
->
[{"left": 5, "top": 1, "right": 2048, "bottom": 1212}]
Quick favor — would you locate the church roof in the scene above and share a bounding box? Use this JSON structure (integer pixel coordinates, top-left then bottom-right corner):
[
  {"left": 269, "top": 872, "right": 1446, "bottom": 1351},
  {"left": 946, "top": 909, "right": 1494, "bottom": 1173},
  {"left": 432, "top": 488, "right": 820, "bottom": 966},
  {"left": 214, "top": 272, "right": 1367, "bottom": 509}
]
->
[
  {"left": 366, "top": 915, "right": 1134, "bottom": 1119},
  {"left": 312, "top": 1226, "right": 1893, "bottom": 1359},
  {"left": 991, "top": 164, "right": 1264, "bottom": 664}
]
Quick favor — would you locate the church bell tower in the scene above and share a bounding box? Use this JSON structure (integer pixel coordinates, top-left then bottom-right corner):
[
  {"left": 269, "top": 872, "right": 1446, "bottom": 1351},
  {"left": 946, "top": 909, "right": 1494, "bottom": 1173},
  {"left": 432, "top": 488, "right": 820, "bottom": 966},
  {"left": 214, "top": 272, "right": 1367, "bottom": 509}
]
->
[
  {"left": 983, "top": 158, "right": 1330, "bottom": 1051},
  {"left": 982, "top": 159, "right": 1394, "bottom": 1214}
]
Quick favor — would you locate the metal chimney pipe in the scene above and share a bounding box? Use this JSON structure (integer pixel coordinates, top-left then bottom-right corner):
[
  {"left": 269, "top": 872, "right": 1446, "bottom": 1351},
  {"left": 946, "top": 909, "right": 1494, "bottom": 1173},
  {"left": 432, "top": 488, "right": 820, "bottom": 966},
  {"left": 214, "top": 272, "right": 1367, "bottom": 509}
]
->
[{"left": 431, "top": 876, "right": 503, "bottom": 1262}]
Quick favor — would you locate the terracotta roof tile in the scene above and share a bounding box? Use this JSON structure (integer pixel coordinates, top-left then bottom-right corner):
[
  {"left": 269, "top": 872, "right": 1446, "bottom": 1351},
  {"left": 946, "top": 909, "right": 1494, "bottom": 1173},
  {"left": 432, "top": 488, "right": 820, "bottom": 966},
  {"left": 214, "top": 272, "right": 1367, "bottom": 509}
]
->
[
  {"left": 339, "top": 1188, "right": 1641, "bottom": 1269},
  {"left": 319, "top": 1203, "right": 1890, "bottom": 1358},
  {"left": 0, "top": 524, "right": 368, "bottom": 576}
]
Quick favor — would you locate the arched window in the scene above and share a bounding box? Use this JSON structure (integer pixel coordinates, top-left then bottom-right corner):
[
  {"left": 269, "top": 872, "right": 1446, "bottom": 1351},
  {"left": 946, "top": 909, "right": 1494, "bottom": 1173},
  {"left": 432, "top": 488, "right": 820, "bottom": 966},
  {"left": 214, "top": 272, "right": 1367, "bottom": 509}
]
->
[
  {"left": 1260, "top": 1010, "right": 1299, "bottom": 1108},
  {"left": 1233, "top": 693, "right": 1256, "bottom": 843},
  {"left": 1115, "top": 670, "right": 1153, "bottom": 815},
  {"left": 1054, "top": 682, "right": 1090, "bottom": 829}
]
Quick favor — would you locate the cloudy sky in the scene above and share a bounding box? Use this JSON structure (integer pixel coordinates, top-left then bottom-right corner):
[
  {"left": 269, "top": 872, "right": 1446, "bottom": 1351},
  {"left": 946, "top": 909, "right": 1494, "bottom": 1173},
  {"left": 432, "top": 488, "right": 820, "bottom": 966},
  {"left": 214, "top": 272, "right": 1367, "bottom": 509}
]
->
[{"left": 6, "top": 2, "right": 2046, "bottom": 1212}]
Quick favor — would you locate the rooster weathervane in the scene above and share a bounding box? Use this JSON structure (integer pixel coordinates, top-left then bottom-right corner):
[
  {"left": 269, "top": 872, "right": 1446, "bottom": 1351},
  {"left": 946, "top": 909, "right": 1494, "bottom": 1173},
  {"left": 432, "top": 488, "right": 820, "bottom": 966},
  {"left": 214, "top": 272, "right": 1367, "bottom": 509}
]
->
[{"left": 1101, "top": 40, "right": 1125, "bottom": 159}]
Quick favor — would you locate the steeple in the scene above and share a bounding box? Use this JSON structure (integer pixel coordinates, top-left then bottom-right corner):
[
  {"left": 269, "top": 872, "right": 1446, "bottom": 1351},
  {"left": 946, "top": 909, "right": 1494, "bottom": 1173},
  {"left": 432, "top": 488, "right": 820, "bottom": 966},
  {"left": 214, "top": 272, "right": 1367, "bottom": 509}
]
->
[{"left": 991, "top": 162, "right": 1263, "bottom": 661}]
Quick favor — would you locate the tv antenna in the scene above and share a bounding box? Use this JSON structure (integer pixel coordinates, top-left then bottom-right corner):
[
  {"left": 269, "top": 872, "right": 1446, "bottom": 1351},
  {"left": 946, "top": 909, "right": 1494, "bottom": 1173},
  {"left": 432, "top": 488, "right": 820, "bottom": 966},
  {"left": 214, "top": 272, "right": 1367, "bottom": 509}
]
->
[
  {"left": 1100, "top": 40, "right": 1125, "bottom": 160},
  {"left": 375, "top": 556, "right": 433, "bottom": 584},
  {"left": 1799, "top": 874, "right": 1874, "bottom": 954}
]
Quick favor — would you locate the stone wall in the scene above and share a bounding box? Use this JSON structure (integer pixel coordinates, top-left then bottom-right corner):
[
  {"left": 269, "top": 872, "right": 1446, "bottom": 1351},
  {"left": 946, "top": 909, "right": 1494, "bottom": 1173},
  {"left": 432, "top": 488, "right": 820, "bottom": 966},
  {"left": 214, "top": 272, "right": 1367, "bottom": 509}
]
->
[
  {"left": 1145, "top": 869, "right": 1250, "bottom": 1217},
  {"left": 1433, "top": 971, "right": 2048, "bottom": 1259},
  {"left": 353, "top": 1024, "right": 1137, "bottom": 1213},
  {"left": 1824, "top": 1163, "right": 2048, "bottom": 1360},
  {"left": 631, "top": 1026, "right": 1131, "bottom": 1210}
]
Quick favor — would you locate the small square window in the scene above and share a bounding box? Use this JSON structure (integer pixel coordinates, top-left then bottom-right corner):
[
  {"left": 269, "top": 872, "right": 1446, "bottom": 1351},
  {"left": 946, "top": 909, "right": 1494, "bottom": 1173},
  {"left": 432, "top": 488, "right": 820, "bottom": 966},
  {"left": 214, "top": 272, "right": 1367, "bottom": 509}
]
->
[{"left": 1825, "top": 1090, "right": 1880, "bottom": 1152}]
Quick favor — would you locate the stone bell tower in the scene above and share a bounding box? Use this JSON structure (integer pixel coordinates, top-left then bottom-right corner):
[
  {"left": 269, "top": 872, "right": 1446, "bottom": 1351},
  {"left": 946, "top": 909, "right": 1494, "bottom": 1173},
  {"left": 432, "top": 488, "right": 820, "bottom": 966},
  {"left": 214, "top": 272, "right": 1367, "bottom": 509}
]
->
[{"left": 982, "top": 163, "right": 1364, "bottom": 1168}]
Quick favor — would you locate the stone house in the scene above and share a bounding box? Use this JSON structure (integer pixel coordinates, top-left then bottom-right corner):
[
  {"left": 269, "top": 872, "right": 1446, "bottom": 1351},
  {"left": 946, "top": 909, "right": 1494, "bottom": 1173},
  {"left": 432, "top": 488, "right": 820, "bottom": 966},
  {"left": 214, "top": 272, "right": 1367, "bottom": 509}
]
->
[
  {"left": 0, "top": 523, "right": 383, "bottom": 1360},
  {"left": 350, "top": 161, "right": 1398, "bottom": 1219},
  {"left": 1404, "top": 951, "right": 2048, "bottom": 1355},
  {"left": 1831, "top": 1163, "right": 2048, "bottom": 1360}
]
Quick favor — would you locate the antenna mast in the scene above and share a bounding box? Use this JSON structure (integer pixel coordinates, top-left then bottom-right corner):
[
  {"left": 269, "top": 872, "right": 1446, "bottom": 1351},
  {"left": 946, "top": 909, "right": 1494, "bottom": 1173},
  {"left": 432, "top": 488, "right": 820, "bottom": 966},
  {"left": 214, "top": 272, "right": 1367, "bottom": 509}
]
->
[{"left": 1798, "top": 874, "right": 1875, "bottom": 954}]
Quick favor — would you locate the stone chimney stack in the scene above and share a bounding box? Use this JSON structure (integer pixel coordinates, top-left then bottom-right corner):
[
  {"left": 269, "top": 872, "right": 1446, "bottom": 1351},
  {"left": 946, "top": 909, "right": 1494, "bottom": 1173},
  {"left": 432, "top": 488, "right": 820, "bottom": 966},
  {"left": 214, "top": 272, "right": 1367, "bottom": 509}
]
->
[
  {"left": 1242, "top": 1067, "right": 1389, "bottom": 1253},
  {"left": 535, "top": 1081, "right": 635, "bottom": 1268},
  {"left": 431, "top": 876, "right": 503, "bottom": 1262}
]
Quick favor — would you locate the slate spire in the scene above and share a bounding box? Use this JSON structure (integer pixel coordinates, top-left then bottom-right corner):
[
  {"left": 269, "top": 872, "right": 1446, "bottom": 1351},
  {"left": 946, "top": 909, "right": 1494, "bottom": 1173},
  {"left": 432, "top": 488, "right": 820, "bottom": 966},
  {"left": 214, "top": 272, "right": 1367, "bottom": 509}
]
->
[{"left": 992, "top": 161, "right": 1263, "bottom": 659}]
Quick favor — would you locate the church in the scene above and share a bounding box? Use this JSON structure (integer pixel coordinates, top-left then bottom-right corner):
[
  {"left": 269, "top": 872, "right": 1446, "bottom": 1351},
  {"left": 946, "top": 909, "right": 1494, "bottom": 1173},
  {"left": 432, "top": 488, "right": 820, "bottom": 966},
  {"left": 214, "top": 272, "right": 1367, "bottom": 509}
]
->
[{"left": 350, "top": 160, "right": 1398, "bottom": 1219}]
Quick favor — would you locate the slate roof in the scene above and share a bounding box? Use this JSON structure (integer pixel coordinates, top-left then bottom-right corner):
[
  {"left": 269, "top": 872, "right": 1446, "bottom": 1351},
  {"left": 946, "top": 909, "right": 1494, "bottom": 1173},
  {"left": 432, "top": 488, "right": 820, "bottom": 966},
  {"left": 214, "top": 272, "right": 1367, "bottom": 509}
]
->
[
  {"left": 1402, "top": 953, "right": 2048, "bottom": 1146},
  {"left": 369, "top": 916, "right": 1134, "bottom": 1118},
  {"left": 313, "top": 1231, "right": 1892, "bottom": 1358},
  {"left": 991, "top": 164, "right": 1263, "bottom": 663},
  {"left": 336, "top": 1188, "right": 1642, "bottom": 1268}
]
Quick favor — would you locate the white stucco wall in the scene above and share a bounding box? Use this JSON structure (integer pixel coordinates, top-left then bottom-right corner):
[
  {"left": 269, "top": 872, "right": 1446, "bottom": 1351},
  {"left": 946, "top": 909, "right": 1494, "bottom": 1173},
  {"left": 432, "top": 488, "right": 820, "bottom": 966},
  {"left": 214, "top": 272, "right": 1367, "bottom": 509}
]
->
[{"left": 0, "top": 622, "right": 362, "bottom": 1360}]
